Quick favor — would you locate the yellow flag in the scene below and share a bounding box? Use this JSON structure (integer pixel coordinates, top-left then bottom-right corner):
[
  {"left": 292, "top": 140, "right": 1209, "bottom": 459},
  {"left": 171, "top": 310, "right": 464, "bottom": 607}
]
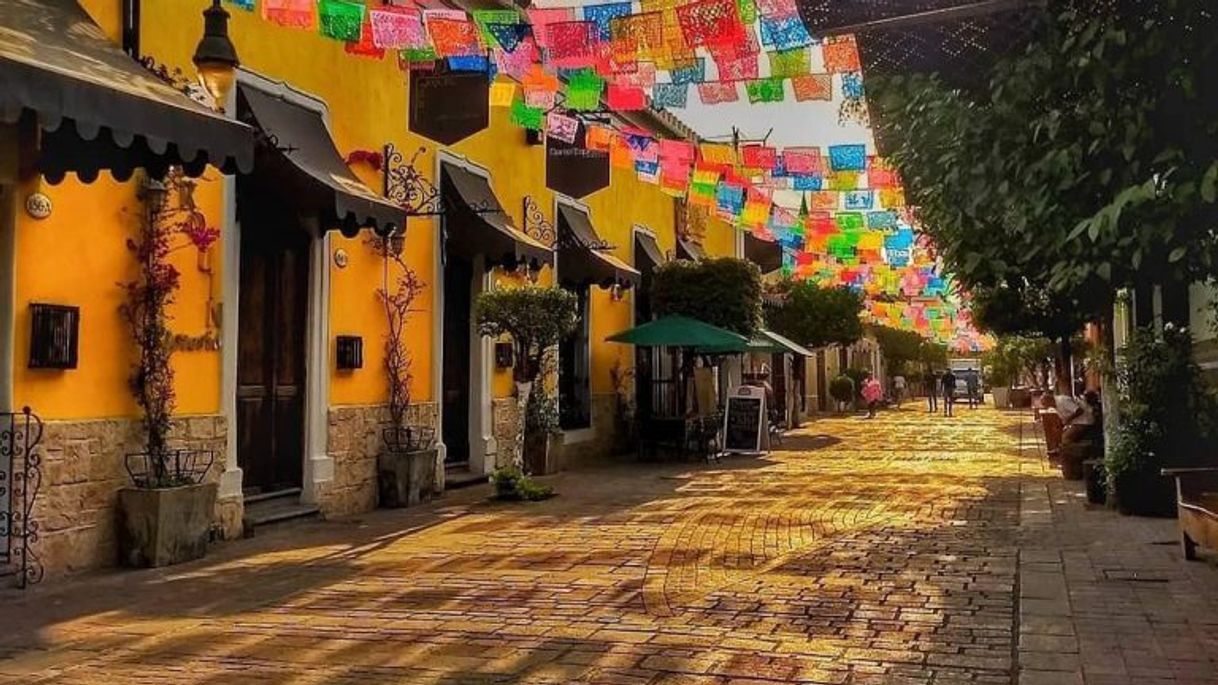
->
[{"left": 489, "top": 81, "right": 516, "bottom": 107}]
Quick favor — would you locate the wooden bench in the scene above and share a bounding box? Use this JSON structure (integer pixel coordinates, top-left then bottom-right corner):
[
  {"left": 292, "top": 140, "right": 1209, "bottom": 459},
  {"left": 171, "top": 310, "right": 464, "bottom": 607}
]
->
[{"left": 1162, "top": 467, "right": 1218, "bottom": 560}]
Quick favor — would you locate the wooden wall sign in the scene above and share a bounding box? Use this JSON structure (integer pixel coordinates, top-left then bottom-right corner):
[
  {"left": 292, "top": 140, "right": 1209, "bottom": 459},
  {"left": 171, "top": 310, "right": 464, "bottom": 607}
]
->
[
  {"left": 546, "top": 127, "right": 609, "bottom": 199},
  {"left": 723, "top": 385, "right": 767, "bottom": 455},
  {"left": 408, "top": 70, "right": 489, "bottom": 146}
]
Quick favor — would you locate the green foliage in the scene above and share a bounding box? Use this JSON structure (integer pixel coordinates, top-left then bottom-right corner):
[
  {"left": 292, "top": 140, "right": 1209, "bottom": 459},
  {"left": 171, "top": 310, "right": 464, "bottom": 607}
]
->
[
  {"left": 982, "top": 335, "right": 1053, "bottom": 387},
  {"left": 764, "top": 279, "right": 864, "bottom": 349},
  {"left": 871, "top": 0, "right": 1218, "bottom": 325},
  {"left": 919, "top": 339, "right": 949, "bottom": 370},
  {"left": 651, "top": 257, "right": 762, "bottom": 336},
  {"left": 869, "top": 324, "right": 929, "bottom": 376},
  {"left": 525, "top": 390, "right": 561, "bottom": 436},
  {"left": 1106, "top": 325, "right": 1218, "bottom": 487},
  {"left": 490, "top": 467, "right": 554, "bottom": 502},
  {"left": 829, "top": 374, "right": 856, "bottom": 405},
  {"left": 475, "top": 286, "right": 579, "bottom": 383},
  {"left": 843, "top": 367, "right": 869, "bottom": 399}
]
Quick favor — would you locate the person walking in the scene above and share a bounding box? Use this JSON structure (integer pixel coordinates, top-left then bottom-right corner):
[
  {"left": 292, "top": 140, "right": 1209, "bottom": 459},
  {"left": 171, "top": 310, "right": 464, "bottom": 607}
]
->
[
  {"left": 966, "top": 371, "right": 980, "bottom": 409},
  {"left": 925, "top": 368, "right": 939, "bottom": 413},
  {"left": 941, "top": 368, "right": 958, "bottom": 417},
  {"left": 862, "top": 374, "right": 883, "bottom": 419},
  {"left": 893, "top": 374, "right": 906, "bottom": 408}
]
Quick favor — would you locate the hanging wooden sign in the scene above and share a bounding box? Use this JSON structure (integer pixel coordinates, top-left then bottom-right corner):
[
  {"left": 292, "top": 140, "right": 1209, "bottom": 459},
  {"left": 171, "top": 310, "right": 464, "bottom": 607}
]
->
[
  {"left": 408, "top": 69, "right": 489, "bottom": 145},
  {"left": 546, "top": 126, "right": 609, "bottom": 198}
]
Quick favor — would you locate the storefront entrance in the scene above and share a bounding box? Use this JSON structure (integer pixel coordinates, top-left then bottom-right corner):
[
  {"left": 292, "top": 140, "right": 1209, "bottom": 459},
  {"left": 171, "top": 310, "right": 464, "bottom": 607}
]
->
[
  {"left": 441, "top": 252, "right": 473, "bottom": 467},
  {"left": 235, "top": 197, "right": 309, "bottom": 494}
]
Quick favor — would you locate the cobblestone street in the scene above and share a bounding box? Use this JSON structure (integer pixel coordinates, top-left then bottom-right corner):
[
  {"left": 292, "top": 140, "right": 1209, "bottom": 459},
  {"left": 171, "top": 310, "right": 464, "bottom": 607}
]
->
[{"left": 3, "top": 406, "right": 1217, "bottom": 684}]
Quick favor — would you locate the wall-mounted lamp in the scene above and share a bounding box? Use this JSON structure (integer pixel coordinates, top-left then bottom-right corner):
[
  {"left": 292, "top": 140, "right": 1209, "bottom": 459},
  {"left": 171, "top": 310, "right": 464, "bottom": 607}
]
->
[
  {"left": 192, "top": 0, "right": 240, "bottom": 111},
  {"left": 610, "top": 283, "right": 625, "bottom": 302}
]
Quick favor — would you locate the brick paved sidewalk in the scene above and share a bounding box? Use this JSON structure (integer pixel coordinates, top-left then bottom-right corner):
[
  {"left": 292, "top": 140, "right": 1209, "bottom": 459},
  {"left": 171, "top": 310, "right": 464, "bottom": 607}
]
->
[{"left": 1, "top": 405, "right": 1216, "bottom": 684}]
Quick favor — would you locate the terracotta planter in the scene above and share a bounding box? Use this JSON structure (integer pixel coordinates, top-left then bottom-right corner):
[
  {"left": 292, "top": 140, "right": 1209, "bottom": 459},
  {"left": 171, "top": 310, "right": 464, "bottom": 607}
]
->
[
  {"left": 524, "top": 430, "right": 562, "bottom": 475},
  {"left": 1112, "top": 469, "right": 1178, "bottom": 518},
  {"left": 117, "top": 482, "right": 217, "bottom": 568},
  {"left": 378, "top": 448, "right": 438, "bottom": 508},
  {"left": 992, "top": 386, "right": 1011, "bottom": 409}
]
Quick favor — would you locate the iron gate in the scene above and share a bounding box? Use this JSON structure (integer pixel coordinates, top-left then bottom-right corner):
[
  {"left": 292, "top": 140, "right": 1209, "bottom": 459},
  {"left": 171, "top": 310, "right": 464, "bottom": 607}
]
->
[{"left": 0, "top": 407, "right": 44, "bottom": 588}]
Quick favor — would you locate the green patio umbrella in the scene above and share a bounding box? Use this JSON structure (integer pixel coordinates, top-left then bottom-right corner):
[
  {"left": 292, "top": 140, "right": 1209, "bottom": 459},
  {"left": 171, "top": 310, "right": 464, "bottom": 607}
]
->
[{"left": 606, "top": 316, "right": 749, "bottom": 351}]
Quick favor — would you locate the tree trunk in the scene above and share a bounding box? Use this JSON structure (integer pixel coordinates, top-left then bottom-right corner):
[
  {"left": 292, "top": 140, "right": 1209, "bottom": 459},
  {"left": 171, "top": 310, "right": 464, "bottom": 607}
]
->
[
  {"left": 514, "top": 381, "right": 532, "bottom": 470},
  {"left": 1055, "top": 336, "right": 1072, "bottom": 395}
]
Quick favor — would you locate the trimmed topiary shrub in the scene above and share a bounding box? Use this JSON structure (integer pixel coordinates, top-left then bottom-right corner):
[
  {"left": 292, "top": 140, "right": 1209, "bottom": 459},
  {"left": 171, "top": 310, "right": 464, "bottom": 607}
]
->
[
  {"left": 651, "top": 257, "right": 762, "bottom": 337},
  {"left": 829, "top": 375, "right": 855, "bottom": 411}
]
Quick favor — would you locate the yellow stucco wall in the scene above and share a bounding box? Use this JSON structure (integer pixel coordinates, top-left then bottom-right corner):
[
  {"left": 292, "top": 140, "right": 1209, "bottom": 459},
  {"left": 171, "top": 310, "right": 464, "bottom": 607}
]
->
[
  {"left": 13, "top": 0, "right": 680, "bottom": 420},
  {"left": 702, "top": 215, "right": 740, "bottom": 259}
]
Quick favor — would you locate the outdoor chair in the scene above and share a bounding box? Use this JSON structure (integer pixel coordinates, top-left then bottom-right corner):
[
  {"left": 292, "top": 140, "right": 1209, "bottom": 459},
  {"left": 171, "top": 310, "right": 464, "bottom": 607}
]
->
[{"left": 1162, "top": 468, "right": 1218, "bottom": 561}]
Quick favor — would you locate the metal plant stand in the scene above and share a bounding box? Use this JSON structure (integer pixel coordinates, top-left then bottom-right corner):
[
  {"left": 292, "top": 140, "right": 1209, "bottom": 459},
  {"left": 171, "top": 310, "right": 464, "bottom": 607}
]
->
[{"left": 0, "top": 408, "right": 44, "bottom": 588}]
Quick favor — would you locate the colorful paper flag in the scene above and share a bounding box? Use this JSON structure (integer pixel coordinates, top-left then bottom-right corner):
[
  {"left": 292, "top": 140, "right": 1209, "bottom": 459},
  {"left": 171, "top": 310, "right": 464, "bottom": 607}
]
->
[
  {"left": 510, "top": 100, "right": 544, "bottom": 130},
  {"left": 489, "top": 82, "right": 517, "bottom": 107},
  {"left": 607, "top": 84, "right": 647, "bottom": 110},
  {"left": 760, "top": 15, "right": 812, "bottom": 51},
  {"left": 828, "top": 144, "right": 867, "bottom": 172},
  {"left": 652, "top": 83, "right": 689, "bottom": 108},
  {"left": 676, "top": 0, "right": 745, "bottom": 48},
  {"left": 791, "top": 73, "right": 833, "bottom": 102},
  {"left": 843, "top": 190, "right": 874, "bottom": 210},
  {"left": 527, "top": 7, "right": 576, "bottom": 48},
  {"left": 546, "top": 111, "right": 580, "bottom": 144},
  {"left": 262, "top": 0, "right": 315, "bottom": 29},
  {"left": 745, "top": 78, "right": 785, "bottom": 103},
  {"left": 741, "top": 145, "right": 778, "bottom": 170},
  {"left": 545, "top": 21, "right": 599, "bottom": 68},
  {"left": 565, "top": 70, "right": 605, "bottom": 111},
  {"left": 756, "top": 0, "right": 797, "bottom": 18},
  {"left": 671, "top": 58, "right": 707, "bottom": 85},
  {"left": 317, "top": 0, "right": 364, "bottom": 42},
  {"left": 697, "top": 82, "right": 739, "bottom": 104},
  {"left": 427, "top": 17, "right": 482, "bottom": 57},
  {"left": 823, "top": 36, "right": 862, "bottom": 73},
  {"left": 470, "top": 9, "right": 520, "bottom": 44},
  {"left": 583, "top": 2, "right": 633, "bottom": 40},
  {"left": 768, "top": 49, "right": 809, "bottom": 78},
  {"left": 370, "top": 6, "right": 425, "bottom": 49}
]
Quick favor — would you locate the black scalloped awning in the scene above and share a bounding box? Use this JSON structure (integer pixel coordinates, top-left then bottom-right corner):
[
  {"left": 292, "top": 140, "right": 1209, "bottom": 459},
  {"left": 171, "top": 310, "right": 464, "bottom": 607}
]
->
[
  {"left": 237, "top": 79, "right": 404, "bottom": 234},
  {"left": 441, "top": 161, "right": 553, "bottom": 271},
  {"left": 557, "top": 204, "right": 641, "bottom": 290},
  {"left": 0, "top": 0, "right": 255, "bottom": 183}
]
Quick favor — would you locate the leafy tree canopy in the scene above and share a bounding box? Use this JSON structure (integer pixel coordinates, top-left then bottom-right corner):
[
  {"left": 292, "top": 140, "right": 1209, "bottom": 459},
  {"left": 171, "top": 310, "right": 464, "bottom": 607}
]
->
[
  {"left": 763, "top": 279, "right": 864, "bottom": 349},
  {"left": 871, "top": 0, "right": 1218, "bottom": 322},
  {"left": 651, "top": 257, "right": 763, "bottom": 336},
  {"left": 868, "top": 323, "right": 947, "bottom": 376},
  {"left": 476, "top": 286, "right": 579, "bottom": 383}
]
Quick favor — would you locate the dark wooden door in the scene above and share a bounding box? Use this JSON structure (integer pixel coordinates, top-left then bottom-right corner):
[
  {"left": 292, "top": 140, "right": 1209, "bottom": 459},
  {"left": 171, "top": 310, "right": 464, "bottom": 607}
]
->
[
  {"left": 442, "top": 252, "right": 473, "bottom": 466},
  {"left": 237, "top": 225, "right": 309, "bottom": 493}
]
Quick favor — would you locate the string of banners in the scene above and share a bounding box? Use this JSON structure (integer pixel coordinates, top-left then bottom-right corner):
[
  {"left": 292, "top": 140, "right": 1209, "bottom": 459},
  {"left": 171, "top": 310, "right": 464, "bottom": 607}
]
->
[{"left": 227, "top": 0, "right": 867, "bottom": 111}]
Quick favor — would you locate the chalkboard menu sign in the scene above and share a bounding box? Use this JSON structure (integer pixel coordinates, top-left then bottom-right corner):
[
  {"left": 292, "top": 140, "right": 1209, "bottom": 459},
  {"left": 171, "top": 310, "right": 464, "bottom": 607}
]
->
[
  {"left": 724, "top": 386, "right": 766, "bottom": 454},
  {"left": 546, "top": 127, "right": 609, "bottom": 198},
  {"left": 409, "top": 69, "right": 489, "bottom": 145}
]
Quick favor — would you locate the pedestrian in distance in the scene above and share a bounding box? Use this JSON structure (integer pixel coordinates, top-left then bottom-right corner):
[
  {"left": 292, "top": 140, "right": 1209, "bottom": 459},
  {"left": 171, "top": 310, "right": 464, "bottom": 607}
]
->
[
  {"left": 862, "top": 373, "right": 883, "bottom": 419},
  {"left": 925, "top": 368, "right": 939, "bottom": 413},
  {"left": 893, "top": 374, "right": 906, "bottom": 408},
  {"left": 966, "top": 370, "right": 980, "bottom": 409},
  {"left": 941, "top": 368, "right": 957, "bottom": 417}
]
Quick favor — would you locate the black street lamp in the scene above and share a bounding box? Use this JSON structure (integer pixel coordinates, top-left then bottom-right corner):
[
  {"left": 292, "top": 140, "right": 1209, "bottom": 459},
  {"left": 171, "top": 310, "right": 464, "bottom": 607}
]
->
[{"left": 192, "top": 0, "right": 240, "bottom": 110}]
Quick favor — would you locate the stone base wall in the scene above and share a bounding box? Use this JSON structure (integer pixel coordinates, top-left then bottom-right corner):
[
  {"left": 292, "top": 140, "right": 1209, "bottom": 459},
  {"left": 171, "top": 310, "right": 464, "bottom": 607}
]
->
[
  {"left": 492, "top": 393, "right": 624, "bottom": 472},
  {"left": 30, "top": 415, "right": 227, "bottom": 579},
  {"left": 555, "top": 394, "right": 621, "bottom": 467},
  {"left": 323, "top": 403, "right": 439, "bottom": 517}
]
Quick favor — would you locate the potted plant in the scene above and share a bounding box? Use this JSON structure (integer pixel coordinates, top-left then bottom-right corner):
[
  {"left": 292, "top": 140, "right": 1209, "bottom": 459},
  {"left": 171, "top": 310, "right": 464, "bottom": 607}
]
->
[
  {"left": 476, "top": 285, "right": 578, "bottom": 488},
  {"left": 371, "top": 234, "right": 435, "bottom": 508},
  {"left": 117, "top": 172, "right": 217, "bottom": 568},
  {"left": 829, "top": 375, "right": 855, "bottom": 414},
  {"left": 1106, "top": 324, "right": 1218, "bottom": 516}
]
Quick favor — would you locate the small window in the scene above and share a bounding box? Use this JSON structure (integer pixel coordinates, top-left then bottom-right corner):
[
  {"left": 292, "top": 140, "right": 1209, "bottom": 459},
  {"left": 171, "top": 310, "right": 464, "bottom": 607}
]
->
[
  {"left": 28, "top": 303, "right": 79, "bottom": 370},
  {"left": 336, "top": 335, "right": 363, "bottom": 370}
]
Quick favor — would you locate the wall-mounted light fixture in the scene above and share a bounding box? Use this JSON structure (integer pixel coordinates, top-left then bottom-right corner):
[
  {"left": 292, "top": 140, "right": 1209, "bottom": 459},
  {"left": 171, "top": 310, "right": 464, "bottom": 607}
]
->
[{"left": 192, "top": 0, "right": 240, "bottom": 111}]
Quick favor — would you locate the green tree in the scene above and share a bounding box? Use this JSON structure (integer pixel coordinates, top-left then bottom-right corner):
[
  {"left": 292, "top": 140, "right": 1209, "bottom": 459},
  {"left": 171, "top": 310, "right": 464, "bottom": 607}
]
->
[
  {"left": 763, "top": 279, "right": 864, "bottom": 349},
  {"left": 868, "top": 324, "right": 928, "bottom": 376},
  {"left": 871, "top": 0, "right": 1218, "bottom": 324},
  {"left": 651, "top": 257, "right": 762, "bottom": 336}
]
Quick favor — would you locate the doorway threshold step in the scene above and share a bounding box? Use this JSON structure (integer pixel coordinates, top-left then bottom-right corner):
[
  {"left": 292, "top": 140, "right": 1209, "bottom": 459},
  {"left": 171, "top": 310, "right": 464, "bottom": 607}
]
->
[
  {"left": 244, "top": 487, "right": 303, "bottom": 505},
  {"left": 445, "top": 468, "right": 487, "bottom": 490}
]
